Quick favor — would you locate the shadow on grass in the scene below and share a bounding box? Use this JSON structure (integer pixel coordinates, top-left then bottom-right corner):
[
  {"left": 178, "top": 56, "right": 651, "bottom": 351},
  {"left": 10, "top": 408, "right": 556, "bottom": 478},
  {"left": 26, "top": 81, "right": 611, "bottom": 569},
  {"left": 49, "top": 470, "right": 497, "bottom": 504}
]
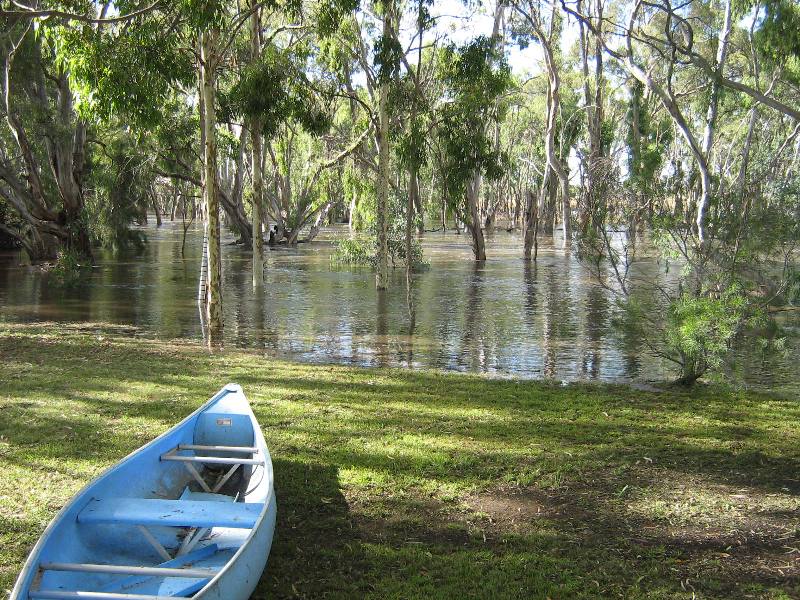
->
[
  {"left": 257, "top": 458, "right": 367, "bottom": 599},
  {"left": 2, "top": 324, "right": 799, "bottom": 598}
]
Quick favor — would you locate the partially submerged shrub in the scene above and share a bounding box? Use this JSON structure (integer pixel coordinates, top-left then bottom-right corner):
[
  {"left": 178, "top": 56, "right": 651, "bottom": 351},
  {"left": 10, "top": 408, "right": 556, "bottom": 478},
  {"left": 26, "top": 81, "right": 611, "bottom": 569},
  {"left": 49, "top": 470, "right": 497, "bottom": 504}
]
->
[
  {"left": 331, "top": 238, "right": 374, "bottom": 266},
  {"left": 50, "top": 248, "right": 91, "bottom": 288},
  {"left": 331, "top": 233, "right": 428, "bottom": 270},
  {"left": 665, "top": 285, "right": 759, "bottom": 385},
  {"left": 616, "top": 282, "right": 767, "bottom": 385}
]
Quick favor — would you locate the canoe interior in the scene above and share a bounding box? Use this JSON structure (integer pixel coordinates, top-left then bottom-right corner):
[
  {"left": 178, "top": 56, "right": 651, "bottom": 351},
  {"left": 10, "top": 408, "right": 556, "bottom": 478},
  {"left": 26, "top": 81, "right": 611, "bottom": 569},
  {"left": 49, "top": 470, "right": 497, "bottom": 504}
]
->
[{"left": 14, "top": 385, "right": 273, "bottom": 599}]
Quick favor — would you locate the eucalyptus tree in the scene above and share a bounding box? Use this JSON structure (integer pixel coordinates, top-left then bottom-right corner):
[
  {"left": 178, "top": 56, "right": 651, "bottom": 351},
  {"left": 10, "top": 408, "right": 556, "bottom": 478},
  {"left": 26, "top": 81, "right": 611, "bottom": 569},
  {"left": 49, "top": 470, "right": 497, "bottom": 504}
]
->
[
  {"left": 393, "top": 0, "right": 435, "bottom": 273},
  {"left": 436, "top": 36, "right": 511, "bottom": 261},
  {"left": 0, "top": 0, "right": 184, "bottom": 261},
  {"left": 374, "top": 0, "right": 396, "bottom": 289},
  {"left": 54, "top": 0, "right": 360, "bottom": 342},
  {"left": 229, "top": 26, "right": 369, "bottom": 244},
  {"left": 510, "top": 0, "right": 572, "bottom": 251},
  {"left": 562, "top": 0, "right": 800, "bottom": 383},
  {"left": 575, "top": 0, "right": 606, "bottom": 234},
  {"left": 327, "top": 0, "right": 437, "bottom": 281},
  {"left": 0, "top": 10, "right": 96, "bottom": 261}
]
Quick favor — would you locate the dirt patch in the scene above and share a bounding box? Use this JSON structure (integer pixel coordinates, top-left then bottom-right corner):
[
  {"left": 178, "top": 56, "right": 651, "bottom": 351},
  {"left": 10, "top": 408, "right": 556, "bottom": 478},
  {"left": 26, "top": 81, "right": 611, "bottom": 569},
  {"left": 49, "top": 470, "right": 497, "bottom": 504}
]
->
[
  {"left": 457, "top": 476, "right": 800, "bottom": 596},
  {"left": 463, "top": 487, "right": 554, "bottom": 532},
  {"left": 347, "top": 492, "right": 472, "bottom": 546}
]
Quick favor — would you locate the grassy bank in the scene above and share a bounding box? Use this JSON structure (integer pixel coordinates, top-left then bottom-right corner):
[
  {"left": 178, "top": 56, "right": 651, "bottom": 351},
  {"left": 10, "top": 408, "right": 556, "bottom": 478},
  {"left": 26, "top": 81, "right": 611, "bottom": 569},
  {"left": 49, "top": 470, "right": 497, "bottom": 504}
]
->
[{"left": 1, "top": 322, "right": 798, "bottom": 599}]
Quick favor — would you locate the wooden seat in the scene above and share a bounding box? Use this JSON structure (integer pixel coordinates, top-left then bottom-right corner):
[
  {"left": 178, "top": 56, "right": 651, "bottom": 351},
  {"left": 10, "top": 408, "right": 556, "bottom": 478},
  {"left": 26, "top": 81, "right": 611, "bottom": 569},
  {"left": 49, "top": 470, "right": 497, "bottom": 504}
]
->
[{"left": 78, "top": 498, "right": 263, "bottom": 529}]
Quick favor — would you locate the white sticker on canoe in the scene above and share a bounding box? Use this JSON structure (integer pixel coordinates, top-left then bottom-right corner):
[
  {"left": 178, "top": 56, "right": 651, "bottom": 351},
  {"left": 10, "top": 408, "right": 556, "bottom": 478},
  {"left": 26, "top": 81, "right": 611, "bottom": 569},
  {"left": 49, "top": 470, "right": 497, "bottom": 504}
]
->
[{"left": 216, "top": 418, "right": 232, "bottom": 426}]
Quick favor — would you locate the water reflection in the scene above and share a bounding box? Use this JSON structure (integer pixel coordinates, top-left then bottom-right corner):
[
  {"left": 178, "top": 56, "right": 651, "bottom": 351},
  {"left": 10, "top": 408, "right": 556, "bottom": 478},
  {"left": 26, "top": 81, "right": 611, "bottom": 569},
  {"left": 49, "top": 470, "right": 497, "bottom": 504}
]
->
[{"left": 0, "top": 221, "right": 797, "bottom": 390}]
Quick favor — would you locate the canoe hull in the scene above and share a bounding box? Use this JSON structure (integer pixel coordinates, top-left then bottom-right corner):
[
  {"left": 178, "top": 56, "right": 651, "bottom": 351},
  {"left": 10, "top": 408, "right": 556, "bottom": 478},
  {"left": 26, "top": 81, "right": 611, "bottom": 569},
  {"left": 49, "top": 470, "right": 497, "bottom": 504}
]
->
[
  {"left": 11, "top": 384, "right": 275, "bottom": 600},
  {"left": 196, "top": 492, "right": 276, "bottom": 600}
]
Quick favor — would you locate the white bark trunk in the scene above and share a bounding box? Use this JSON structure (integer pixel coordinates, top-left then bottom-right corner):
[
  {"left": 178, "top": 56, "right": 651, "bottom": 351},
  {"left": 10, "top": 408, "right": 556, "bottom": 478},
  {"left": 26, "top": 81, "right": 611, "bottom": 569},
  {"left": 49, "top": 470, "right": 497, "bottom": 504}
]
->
[{"left": 201, "top": 29, "right": 223, "bottom": 344}]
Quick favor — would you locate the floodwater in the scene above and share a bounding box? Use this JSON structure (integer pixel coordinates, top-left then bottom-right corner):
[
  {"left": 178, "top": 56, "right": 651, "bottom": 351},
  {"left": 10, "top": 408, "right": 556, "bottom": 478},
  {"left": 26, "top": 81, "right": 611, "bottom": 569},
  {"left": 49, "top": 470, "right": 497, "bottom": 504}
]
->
[{"left": 0, "top": 221, "right": 797, "bottom": 392}]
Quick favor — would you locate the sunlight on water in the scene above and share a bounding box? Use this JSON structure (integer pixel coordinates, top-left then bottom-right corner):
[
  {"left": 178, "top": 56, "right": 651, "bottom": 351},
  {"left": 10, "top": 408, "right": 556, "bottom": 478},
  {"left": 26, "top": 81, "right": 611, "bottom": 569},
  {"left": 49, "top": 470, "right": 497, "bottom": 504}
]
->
[{"left": 0, "top": 220, "right": 797, "bottom": 392}]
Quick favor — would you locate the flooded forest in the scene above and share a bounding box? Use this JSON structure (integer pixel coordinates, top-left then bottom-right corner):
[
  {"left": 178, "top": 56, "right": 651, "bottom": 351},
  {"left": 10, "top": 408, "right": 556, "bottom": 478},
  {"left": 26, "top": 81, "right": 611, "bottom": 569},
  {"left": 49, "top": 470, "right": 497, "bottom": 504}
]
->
[{"left": 1, "top": 0, "right": 799, "bottom": 388}]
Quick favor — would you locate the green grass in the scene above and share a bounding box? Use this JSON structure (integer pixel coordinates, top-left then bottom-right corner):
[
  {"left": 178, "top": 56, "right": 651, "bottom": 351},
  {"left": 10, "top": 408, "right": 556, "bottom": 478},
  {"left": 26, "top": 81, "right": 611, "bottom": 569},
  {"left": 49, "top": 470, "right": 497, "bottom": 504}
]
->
[{"left": 1, "top": 321, "right": 798, "bottom": 599}]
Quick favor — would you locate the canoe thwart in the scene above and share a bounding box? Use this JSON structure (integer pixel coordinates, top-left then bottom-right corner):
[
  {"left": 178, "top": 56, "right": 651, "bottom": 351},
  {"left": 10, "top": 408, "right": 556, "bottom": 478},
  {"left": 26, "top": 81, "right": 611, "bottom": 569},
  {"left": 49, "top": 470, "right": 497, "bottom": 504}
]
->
[
  {"left": 160, "top": 453, "right": 264, "bottom": 467},
  {"left": 176, "top": 444, "right": 258, "bottom": 454},
  {"left": 39, "top": 562, "right": 218, "bottom": 578},
  {"left": 99, "top": 544, "right": 219, "bottom": 594},
  {"left": 77, "top": 498, "right": 264, "bottom": 529}
]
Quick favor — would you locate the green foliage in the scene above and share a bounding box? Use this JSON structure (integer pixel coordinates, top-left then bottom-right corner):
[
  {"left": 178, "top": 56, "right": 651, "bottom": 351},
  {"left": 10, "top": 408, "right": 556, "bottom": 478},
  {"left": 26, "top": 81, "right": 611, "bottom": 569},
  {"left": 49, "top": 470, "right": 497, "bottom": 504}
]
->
[
  {"left": 331, "top": 237, "right": 374, "bottom": 265},
  {"left": 391, "top": 73, "right": 430, "bottom": 172},
  {"left": 226, "top": 45, "right": 331, "bottom": 138},
  {"left": 665, "top": 285, "right": 756, "bottom": 384},
  {"left": 374, "top": 28, "right": 403, "bottom": 84},
  {"left": 613, "top": 285, "right": 751, "bottom": 386},
  {"left": 332, "top": 189, "right": 428, "bottom": 270},
  {"left": 177, "top": 0, "right": 226, "bottom": 28},
  {"left": 316, "top": 0, "right": 359, "bottom": 37},
  {"left": 58, "top": 20, "right": 193, "bottom": 126},
  {"left": 625, "top": 80, "right": 672, "bottom": 197},
  {"left": 755, "top": 0, "right": 800, "bottom": 82},
  {"left": 49, "top": 248, "right": 91, "bottom": 288},
  {"left": 331, "top": 228, "right": 427, "bottom": 270},
  {"left": 436, "top": 37, "right": 512, "bottom": 210},
  {"left": 85, "top": 138, "right": 149, "bottom": 253},
  {"left": 343, "top": 164, "right": 375, "bottom": 232}
]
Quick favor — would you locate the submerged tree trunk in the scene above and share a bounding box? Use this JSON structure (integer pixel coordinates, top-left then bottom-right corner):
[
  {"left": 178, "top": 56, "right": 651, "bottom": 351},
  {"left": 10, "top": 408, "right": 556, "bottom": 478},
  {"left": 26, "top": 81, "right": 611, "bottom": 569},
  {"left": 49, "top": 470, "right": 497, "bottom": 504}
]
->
[
  {"left": 251, "top": 127, "right": 264, "bottom": 284},
  {"left": 201, "top": 28, "right": 223, "bottom": 344},
  {"left": 222, "top": 127, "right": 253, "bottom": 247},
  {"left": 375, "top": 2, "right": 392, "bottom": 290},
  {"left": 406, "top": 166, "right": 418, "bottom": 272},
  {"left": 578, "top": 0, "right": 604, "bottom": 234},
  {"left": 523, "top": 188, "right": 539, "bottom": 260},
  {"left": 250, "top": 1, "right": 264, "bottom": 287},
  {"left": 465, "top": 174, "right": 487, "bottom": 261},
  {"left": 151, "top": 186, "right": 162, "bottom": 226}
]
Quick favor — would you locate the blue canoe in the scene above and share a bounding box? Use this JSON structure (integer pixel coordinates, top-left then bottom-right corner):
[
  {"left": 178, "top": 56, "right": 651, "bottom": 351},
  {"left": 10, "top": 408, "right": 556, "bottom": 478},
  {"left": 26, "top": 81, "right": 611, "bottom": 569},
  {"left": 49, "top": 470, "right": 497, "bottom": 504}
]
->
[{"left": 11, "top": 384, "right": 276, "bottom": 600}]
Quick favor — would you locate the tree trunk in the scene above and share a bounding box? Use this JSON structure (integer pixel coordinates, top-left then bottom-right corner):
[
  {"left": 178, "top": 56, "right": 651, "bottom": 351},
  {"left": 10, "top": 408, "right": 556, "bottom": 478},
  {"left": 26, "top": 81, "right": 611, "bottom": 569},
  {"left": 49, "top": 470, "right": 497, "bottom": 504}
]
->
[
  {"left": 578, "top": 0, "right": 604, "bottom": 234},
  {"left": 219, "top": 127, "right": 253, "bottom": 246},
  {"left": 305, "top": 198, "right": 335, "bottom": 243},
  {"left": 251, "top": 126, "right": 264, "bottom": 283},
  {"left": 375, "top": 2, "right": 392, "bottom": 290},
  {"left": 542, "top": 44, "right": 570, "bottom": 248},
  {"left": 151, "top": 186, "right": 162, "bottom": 226},
  {"left": 201, "top": 29, "right": 223, "bottom": 344},
  {"left": 523, "top": 188, "right": 539, "bottom": 260},
  {"left": 250, "top": 1, "right": 264, "bottom": 287},
  {"left": 466, "top": 174, "right": 486, "bottom": 261},
  {"left": 530, "top": 4, "right": 570, "bottom": 248},
  {"left": 413, "top": 185, "right": 424, "bottom": 234},
  {"left": 695, "top": 0, "right": 732, "bottom": 244},
  {"left": 406, "top": 166, "right": 418, "bottom": 272}
]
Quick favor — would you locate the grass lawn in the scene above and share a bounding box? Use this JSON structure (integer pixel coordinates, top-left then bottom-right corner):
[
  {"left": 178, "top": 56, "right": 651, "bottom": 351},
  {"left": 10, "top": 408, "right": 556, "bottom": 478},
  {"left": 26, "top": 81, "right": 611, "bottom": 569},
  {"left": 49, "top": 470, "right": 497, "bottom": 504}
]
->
[{"left": 1, "top": 321, "right": 798, "bottom": 599}]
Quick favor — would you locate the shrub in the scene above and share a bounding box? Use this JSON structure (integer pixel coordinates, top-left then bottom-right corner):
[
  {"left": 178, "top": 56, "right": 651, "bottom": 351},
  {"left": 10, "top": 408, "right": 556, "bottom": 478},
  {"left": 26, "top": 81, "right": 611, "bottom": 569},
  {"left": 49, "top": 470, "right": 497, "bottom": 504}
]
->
[{"left": 50, "top": 248, "right": 91, "bottom": 288}]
